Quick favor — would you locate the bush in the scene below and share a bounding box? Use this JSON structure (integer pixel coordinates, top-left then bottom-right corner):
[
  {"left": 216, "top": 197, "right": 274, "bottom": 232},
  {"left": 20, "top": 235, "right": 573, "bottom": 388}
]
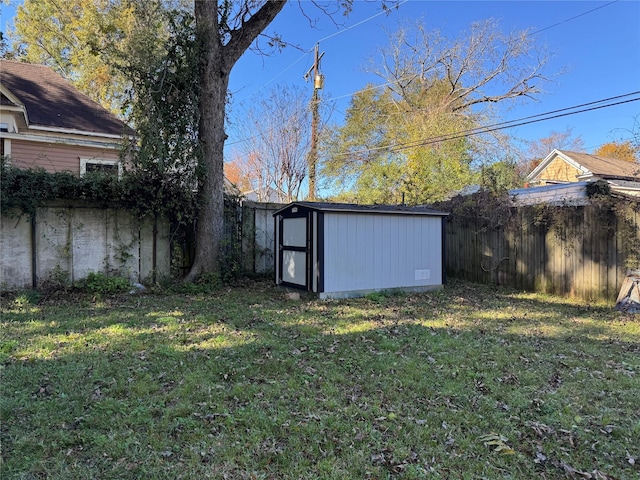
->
[{"left": 75, "top": 272, "right": 131, "bottom": 295}]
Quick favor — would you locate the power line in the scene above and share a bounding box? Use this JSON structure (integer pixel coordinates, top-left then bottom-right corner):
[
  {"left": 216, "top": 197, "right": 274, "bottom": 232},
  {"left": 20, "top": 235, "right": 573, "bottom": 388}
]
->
[
  {"left": 526, "top": 0, "right": 619, "bottom": 37},
  {"left": 323, "top": 0, "right": 620, "bottom": 113},
  {"left": 332, "top": 92, "right": 640, "bottom": 159},
  {"left": 228, "top": 0, "right": 622, "bottom": 149},
  {"left": 236, "top": 0, "right": 409, "bottom": 100}
]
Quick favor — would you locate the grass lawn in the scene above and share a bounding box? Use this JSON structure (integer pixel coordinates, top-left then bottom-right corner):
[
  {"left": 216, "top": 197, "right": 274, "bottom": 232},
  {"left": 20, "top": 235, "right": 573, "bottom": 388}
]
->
[{"left": 1, "top": 279, "right": 639, "bottom": 479}]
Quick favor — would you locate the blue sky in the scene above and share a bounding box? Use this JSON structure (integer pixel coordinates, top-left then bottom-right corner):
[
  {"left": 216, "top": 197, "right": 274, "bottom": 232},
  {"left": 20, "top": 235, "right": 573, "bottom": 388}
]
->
[
  {"left": 2, "top": 0, "right": 639, "bottom": 158},
  {"left": 227, "top": 0, "right": 640, "bottom": 156}
]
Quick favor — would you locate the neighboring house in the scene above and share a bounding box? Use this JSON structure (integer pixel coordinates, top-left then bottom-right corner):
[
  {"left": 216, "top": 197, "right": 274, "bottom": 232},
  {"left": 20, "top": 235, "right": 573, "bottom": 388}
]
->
[
  {"left": 526, "top": 149, "right": 640, "bottom": 196},
  {"left": 242, "top": 186, "right": 283, "bottom": 203},
  {"left": 0, "top": 59, "right": 132, "bottom": 175}
]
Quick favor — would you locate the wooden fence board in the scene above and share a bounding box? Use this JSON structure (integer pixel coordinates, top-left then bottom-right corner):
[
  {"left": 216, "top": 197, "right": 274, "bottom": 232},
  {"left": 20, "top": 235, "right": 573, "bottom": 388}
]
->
[{"left": 444, "top": 198, "right": 639, "bottom": 304}]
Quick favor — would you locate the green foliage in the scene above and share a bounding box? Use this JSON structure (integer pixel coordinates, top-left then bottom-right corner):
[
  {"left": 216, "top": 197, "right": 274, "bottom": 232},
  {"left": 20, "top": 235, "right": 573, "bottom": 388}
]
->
[
  {"left": 321, "top": 81, "right": 479, "bottom": 204},
  {"left": 586, "top": 179, "right": 612, "bottom": 199},
  {"left": 40, "top": 264, "right": 72, "bottom": 292},
  {"left": 11, "top": 0, "right": 138, "bottom": 112},
  {"left": 480, "top": 159, "right": 526, "bottom": 194},
  {"left": 0, "top": 163, "right": 199, "bottom": 226},
  {"left": 9, "top": 291, "right": 41, "bottom": 309},
  {"left": 436, "top": 189, "right": 515, "bottom": 232},
  {"left": 75, "top": 272, "right": 131, "bottom": 295},
  {"left": 118, "top": 8, "right": 201, "bottom": 187},
  {"left": 1, "top": 280, "right": 637, "bottom": 478}
]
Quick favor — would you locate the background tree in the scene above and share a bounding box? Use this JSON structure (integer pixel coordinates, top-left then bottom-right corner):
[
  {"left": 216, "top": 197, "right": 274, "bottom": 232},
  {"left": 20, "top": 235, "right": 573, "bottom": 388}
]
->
[
  {"left": 595, "top": 140, "right": 639, "bottom": 162},
  {"left": 227, "top": 85, "right": 311, "bottom": 203},
  {"left": 10, "top": 0, "right": 192, "bottom": 113},
  {"left": 224, "top": 157, "right": 252, "bottom": 193},
  {"left": 12, "top": 0, "right": 134, "bottom": 112},
  {"left": 480, "top": 158, "right": 525, "bottom": 194},
  {"left": 322, "top": 19, "right": 550, "bottom": 204},
  {"left": 519, "top": 127, "right": 584, "bottom": 177}
]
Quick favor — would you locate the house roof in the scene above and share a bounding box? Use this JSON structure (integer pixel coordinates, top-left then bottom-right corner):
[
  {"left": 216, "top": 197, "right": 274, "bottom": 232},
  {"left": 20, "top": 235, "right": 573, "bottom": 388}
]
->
[
  {"left": 509, "top": 182, "right": 591, "bottom": 206},
  {"left": 0, "top": 59, "right": 132, "bottom": 136},
  {"left": 562, "top": 150, "right": 640, "bottom": 178},
  {"left": 528, "top": 149, "right": 640, "bottom": 181},
  {"left": 274, "top": 201, "right": 449, "bottom": 217}
]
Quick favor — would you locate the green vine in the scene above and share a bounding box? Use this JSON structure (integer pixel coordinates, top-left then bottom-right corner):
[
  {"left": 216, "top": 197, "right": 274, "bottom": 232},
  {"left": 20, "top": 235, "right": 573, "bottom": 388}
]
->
[
  {"left": 0, "top": 161, "right": 200, "bottom": 226},
  {"left": 437, "top": 184, "right": 640, "bottom": 268}
]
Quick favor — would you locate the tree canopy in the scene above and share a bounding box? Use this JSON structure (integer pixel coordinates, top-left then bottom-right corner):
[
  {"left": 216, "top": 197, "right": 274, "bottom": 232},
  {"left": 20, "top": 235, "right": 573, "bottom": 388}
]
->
[
  {"left": 10, "top": 0, "right": 193, "bottom": 114},
  {"left": 595, "top": 140, "right": 639, "bottom": 163},
  {"left": 322, "top": 19, "right": 551, "bottom": 204}
]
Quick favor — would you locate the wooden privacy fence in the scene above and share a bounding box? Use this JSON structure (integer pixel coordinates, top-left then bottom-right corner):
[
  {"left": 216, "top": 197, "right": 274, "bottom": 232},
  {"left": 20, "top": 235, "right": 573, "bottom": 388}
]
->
[
  {"left": 445, "top": 200, "right": 640, "bottom": 303},
  {"left": 173, "top": 200, "right": 284, "bottom": 278}
]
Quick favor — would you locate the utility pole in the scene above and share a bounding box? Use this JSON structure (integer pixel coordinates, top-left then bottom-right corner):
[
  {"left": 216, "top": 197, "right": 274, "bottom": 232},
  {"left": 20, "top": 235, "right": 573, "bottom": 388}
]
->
[{"left": 304, "top": 43, "right": 324, "bottom": 201}]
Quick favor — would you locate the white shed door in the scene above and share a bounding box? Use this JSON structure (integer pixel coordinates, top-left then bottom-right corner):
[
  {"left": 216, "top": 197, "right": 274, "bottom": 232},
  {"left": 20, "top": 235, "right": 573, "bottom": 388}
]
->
[{"left": 278, "top": 215, "right": 308, "bottom": 287}]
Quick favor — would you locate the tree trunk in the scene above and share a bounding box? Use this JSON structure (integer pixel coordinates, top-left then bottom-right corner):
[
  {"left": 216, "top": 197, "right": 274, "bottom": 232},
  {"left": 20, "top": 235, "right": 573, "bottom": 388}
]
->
[
  {"left": 184, "top": 0, "right": 229, "bottom": 282},
  {"left": 185, "top": 0, "right": 287, "bottom": 282}
]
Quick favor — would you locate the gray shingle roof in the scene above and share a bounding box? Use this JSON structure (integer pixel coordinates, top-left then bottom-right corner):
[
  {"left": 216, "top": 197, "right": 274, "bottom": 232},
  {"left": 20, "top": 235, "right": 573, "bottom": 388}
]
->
[
  {"left": 0, "top": 59, "right": 132, "bottom": 136},
  {"left": 560, "top": 150, "right": 640, "bottom": 179}
]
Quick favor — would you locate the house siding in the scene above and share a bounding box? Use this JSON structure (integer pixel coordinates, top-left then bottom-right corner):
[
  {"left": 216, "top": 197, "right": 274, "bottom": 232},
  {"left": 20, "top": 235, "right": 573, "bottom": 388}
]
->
[
  {"left": 535, "top": 156, "right": 582, "bottom": 184},
  {"left": 9, "top": 140, "right": 120, "bottom": 174}
]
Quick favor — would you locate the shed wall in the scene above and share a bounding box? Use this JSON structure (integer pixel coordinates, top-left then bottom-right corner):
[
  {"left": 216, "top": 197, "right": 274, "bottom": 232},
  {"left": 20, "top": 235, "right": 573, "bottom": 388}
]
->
[{"left": 322, "top": 213, "right": 443, "bottom": 294}]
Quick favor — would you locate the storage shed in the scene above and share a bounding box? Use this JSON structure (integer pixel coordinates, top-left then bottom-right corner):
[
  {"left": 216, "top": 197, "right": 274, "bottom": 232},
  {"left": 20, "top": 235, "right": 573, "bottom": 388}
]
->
[{"left": 273, "top": 202, "right": 449, "bottom": 299}]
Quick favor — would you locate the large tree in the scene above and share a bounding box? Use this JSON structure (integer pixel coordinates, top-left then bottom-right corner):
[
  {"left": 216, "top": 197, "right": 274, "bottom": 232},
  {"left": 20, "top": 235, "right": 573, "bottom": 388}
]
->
[
  {"left": 323, "top": 19, "right": 550, "bottom": 204},
  {"left": 185, "top": 1, "right": 287, "bottom": 281}
]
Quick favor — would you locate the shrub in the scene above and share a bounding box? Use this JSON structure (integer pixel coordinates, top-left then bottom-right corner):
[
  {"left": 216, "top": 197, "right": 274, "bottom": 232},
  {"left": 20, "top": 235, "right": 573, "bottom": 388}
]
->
[{"left": 75, "top": 272, "right": 131, "bottom": 295}]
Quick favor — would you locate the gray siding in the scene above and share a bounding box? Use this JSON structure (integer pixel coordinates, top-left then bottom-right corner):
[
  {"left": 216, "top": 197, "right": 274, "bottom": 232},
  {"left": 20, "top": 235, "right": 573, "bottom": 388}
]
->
[{"left": 322, "top": 213, "right": 443, "bottom": 294}]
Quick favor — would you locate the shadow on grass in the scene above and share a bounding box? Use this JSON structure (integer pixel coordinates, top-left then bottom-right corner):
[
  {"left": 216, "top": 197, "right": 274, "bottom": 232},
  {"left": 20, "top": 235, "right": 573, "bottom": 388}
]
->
[{"left": 1, "top": 279, "right": 639, "bottom": 479}]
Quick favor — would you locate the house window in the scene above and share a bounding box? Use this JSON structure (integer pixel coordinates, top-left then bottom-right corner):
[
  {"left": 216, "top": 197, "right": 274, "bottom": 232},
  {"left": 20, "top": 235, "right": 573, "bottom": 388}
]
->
[{"left": 80, "top": 158, "right": 122, "bottom": 177}]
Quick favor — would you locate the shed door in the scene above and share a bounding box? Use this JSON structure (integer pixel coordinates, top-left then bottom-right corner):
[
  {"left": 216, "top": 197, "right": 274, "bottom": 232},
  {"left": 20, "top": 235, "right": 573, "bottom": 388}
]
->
[{"left": 278, "top": 215, "right": 309, "bottom": 288}]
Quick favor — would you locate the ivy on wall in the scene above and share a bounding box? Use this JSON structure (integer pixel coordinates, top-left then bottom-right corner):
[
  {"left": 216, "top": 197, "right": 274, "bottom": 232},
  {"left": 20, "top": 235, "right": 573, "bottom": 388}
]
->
[
  {"left": 436, "top": 180, "right": 640, "bottom": 270},
  {"left": 1, "top": 162, "right": 246, "bottom": 281},
  {"left": 0, "top": 162, "right": 200, "bottom": 225}
]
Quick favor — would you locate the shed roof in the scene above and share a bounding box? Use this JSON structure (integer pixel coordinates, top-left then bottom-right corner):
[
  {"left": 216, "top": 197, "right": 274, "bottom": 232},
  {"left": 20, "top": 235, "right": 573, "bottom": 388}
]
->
[
  {"left": 0, "top": 59, "right": 133, "bottom": 136},
  {"left": 274, "top": 201, "right": 448, "bottom": 217}
]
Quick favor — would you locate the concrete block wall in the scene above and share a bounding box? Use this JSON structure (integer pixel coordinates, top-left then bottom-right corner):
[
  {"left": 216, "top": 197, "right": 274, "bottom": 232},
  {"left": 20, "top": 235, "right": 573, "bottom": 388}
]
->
[{"left": 0, "top": 202, "right": 169, "bottom": 290}]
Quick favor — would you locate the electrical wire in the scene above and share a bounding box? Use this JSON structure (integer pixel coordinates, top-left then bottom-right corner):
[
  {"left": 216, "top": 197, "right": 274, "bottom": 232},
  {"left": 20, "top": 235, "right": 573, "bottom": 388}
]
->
[
  {"left": 330, "top": 92, "right": 640, "bottom": 159},
  {"left": 228, "top": 0, "right": 624, "bottom": 149},
  {"left": 237, "top": 0, "right": 410, "bottom": 99}
]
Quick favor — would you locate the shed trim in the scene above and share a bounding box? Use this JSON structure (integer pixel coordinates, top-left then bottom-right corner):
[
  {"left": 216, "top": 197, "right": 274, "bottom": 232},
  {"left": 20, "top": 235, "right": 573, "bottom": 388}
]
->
[{"left": 273, "top": 201, "right": 448, "bottom": 217}]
